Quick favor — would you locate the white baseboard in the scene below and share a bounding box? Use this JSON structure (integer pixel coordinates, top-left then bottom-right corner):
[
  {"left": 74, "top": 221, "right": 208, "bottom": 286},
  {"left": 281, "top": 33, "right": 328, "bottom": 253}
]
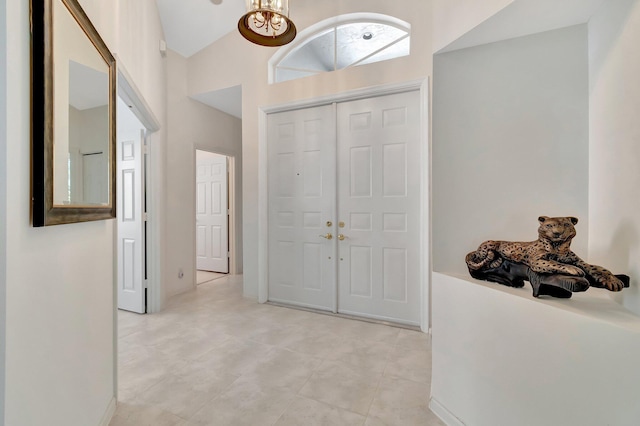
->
[
  {"left": 99, "top": 397, "right": 116, "bottom": 426},
  {"left": 429, "top": 397, "right": 465, "bottom": 426}
]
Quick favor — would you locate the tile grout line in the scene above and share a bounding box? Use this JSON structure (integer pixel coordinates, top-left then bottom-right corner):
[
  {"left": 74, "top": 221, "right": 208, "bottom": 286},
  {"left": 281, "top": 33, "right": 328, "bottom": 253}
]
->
[
  {"left": 269, "top": 393, "right": 298, "bottom": 426},
  {"left": 361, "top": 336, "right": 397, "bottom": 423}
]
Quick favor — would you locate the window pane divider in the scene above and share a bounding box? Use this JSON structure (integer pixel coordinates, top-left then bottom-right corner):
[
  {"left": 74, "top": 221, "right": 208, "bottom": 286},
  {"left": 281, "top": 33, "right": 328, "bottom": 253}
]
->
[{"left": 346, "top": 33, "right": 409, "bottom": 69}]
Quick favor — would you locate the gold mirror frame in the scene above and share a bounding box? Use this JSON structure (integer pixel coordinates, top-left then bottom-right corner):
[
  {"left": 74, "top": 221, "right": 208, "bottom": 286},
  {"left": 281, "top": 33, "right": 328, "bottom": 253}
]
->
[{"left": 31, "top": 0, "right": 116, "bottom": 226}]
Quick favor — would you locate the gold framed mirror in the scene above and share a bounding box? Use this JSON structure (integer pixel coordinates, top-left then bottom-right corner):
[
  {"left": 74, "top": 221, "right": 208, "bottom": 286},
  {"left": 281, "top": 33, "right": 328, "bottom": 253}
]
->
[{"left": 31, "top": 0, "right": 116, "bottom": 226}]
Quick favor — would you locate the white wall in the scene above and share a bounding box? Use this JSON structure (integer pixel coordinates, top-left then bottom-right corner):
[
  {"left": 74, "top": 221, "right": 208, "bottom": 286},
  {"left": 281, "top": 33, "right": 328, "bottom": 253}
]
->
[
  {"left": 68, "top": 105, "right": 110, "bottom": 204},
  {"left": 0, "top": 0, "right": 7, "bottom": 421},
  {"left": 432, "top": 0, "right": 514, "bottom": 52},
  {"left": 432, "top": 25, "right": 590, "bottom": 275},
  {"left": 165, "top": 50, "right": 243, "bottom": 297},
  {"left": 2, "top": 1, "right": 166, "bottom": 425},
  {"left": 431, "top": 273, "right": 640, "bottom": 426},
  {"left": 588, "top": 0, "right": 640, "bottom": 316},
  {"left": 5, "top": 2, "right": 114, "bottom": 423},
  {"left": 187, "top": 0, "right": 433, "bottom": 299}
]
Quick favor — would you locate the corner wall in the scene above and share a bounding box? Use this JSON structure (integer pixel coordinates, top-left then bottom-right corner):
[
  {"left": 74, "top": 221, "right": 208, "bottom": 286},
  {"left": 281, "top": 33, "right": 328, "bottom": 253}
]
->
[
  {"left": 3, "top": 0, "right": 167, "bottom": 424},
  {"left": 5, "top": 2, "right": 115, "bottom": 423},
  {"left": 165, "top": 50, "right": 243, "bottom": 297},
  {"left": 588, "top": 0, "right": 640, "bottom": 316},
  {"left": 432, "top": 25, "right": 590, "bottom": 275},
  {"left": 431, "top": 273, "right": 640, "bottom": 426}
]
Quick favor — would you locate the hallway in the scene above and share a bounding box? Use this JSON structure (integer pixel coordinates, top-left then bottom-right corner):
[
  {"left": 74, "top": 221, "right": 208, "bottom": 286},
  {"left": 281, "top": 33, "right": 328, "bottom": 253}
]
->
[{"left": 111, "top": 275, "right": 442, "bottom": 425}]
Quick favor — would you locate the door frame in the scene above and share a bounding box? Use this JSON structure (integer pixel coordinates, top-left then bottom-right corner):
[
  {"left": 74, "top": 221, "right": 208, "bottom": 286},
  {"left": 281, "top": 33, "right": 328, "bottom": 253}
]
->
[
  {"left": 113, "top": 61, "right": 161, "bottom": 401},
  {"left": 192, "top": 146, "right": 237, "bottom": 278},
  {"left": 257, "top": 78, "right": 431, "bottom": 332},
  {"left": 116, "top": 61, "right": 161, "bottom": 313}
]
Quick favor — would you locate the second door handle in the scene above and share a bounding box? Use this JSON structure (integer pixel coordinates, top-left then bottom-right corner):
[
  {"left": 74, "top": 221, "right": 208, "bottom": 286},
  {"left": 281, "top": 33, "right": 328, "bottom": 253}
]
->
[{"left": 319, "top": 233, "right": 348, "bottom": 241}]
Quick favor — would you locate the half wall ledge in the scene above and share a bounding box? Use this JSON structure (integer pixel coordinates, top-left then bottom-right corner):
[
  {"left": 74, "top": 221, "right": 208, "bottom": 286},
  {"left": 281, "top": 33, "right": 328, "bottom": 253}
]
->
[{"left": 430, "top": 272, "right": 640, "bottom": 426}]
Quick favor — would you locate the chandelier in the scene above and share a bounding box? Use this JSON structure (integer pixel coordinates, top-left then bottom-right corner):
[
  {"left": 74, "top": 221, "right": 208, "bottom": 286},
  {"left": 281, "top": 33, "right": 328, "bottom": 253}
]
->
[{"left": 238, "top": 0, "right": 297, "bottom": 47}]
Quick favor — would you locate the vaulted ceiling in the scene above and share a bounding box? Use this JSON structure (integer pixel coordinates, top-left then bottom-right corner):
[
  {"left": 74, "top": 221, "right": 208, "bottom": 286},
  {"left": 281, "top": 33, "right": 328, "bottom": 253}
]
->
[
  {"left": 155, "top": 0, "right": 245, "bottom": 117},
  {"left": 154, "top": 0, "right": 609, "bottom": 119},
  {"left": 155, "top": 0, "right": 244, "bottom": 58}
]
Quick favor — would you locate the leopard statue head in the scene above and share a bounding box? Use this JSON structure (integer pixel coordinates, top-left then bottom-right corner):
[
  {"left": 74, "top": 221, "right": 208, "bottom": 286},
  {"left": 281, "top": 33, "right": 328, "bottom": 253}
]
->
[{"left": 538, "top": 216, "right": 578, "bottom": 245}]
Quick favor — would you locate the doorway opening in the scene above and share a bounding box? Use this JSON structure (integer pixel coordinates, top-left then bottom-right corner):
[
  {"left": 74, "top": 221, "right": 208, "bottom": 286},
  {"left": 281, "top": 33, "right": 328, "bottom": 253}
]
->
[
  {"left": 259, "top": 80, "right": 430, "bottom": 330},
  {"left": 115, "top": 65, "right": 161, "bottom": 315},
  {"left": 116, "top": 96, "right": 149, "bottom": 313},
  {"left": 194, "top": 149, "right": 236, "bottom": 285}
]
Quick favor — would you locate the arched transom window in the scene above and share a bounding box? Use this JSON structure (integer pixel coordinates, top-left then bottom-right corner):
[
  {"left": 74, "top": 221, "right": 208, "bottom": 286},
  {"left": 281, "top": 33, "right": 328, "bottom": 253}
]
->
[{"left": 270, "top": 13, "right": 411, "bottom": 84}]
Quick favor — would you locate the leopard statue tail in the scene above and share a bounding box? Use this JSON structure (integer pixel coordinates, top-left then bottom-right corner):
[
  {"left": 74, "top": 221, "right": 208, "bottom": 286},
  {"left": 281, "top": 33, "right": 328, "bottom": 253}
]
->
[{"left": 465, "top": 241, "right": 504, "bottom": 271}]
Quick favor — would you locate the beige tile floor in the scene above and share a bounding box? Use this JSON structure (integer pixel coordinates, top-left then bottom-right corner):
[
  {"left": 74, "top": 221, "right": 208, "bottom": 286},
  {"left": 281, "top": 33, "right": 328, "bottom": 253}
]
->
[
  {"left": 196, "top": 270, "right": 227, "bottom": 285},
  {"left": 111, "top": 275, "right": 444, "bottom": 426}
]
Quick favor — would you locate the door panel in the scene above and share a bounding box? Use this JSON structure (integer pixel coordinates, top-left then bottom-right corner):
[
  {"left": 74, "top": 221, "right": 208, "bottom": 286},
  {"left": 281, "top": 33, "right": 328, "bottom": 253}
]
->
[
  {"left": 196, "top": 151, "right": 229, "bottom": 273},
  {"left": 267, "top": 104, "right": 337, "bottom": 311},
  {"left": 337, "top": 91, "right": 421, "bottom": 325},
  {"left": 117, "top": 132, "right": 145, "bottom": 313}
]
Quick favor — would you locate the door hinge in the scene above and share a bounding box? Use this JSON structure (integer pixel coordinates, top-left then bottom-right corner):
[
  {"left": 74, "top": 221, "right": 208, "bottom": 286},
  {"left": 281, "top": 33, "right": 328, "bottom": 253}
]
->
[
  {"left": 143, "top": 145, "right": 149, "bottom": 155},
  {"left": 144, "top": 279, "right": 148, "bottom": 289},
  {"left": 228, "top": 251, "right": 231, "bottom": 258},
  {"left": 143, "top": 212, "right": 148, "bottom": 222},
  {"left": 228, "top": 209, "right": 231, "bottom": 215}
]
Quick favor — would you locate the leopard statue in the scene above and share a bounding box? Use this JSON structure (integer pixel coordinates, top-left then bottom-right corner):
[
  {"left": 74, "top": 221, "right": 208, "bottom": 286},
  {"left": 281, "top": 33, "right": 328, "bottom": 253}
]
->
[{"left": 465, "top": 216, "right": 628, "bottom": 298}]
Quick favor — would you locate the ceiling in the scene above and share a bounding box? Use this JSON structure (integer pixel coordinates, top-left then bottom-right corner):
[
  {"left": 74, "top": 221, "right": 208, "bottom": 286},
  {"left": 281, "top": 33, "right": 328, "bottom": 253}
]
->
[
  {"left": 69, "top": 61, "right": 109, "bottom": 110},
  {"left": 155, "top": 0, "right": 244, "bottom": 58},
  {"left": 155, "top": 0, "right": 244, "bottom": 118},
  {"left": 191, "top": 85, "right": 243, "bottom": 118},
  {"left": 437, "top": 0, "right": 607, "bottom": 53}
]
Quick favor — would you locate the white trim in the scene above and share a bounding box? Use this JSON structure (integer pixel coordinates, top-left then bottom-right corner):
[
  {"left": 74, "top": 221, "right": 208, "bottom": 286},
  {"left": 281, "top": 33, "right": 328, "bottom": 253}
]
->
[
  {"left": 145, "top": 133, "right": 163, "bottom": 314},
  {"left": 258, "top": 79, "right": 430, "bottom": 328},
  {"left": 258, "top": 110, "right": 269, "bottom": 304},
  {"left": 337, "top": 309, "right": 420, "bottom": 328},
  {"left": 429, "top": 397, "right": 466, "bottom": 426},
  {"left": 420, "top": 77, "right": 431, "bottom": 333},
  {"left": 262, "top": 79, "right": 426, "bottom": 114},
  {"left": 116, "top": 56, "right": 160, "bottom": 132},
  {"left": 98, "top": 397, "right": 117, "bottom": 426},
  {"left": 268, "top": 298, "right": 334, "bottom": 313},
  {"left": 227, "top": 156, "right": 237, "bottom": 275}
]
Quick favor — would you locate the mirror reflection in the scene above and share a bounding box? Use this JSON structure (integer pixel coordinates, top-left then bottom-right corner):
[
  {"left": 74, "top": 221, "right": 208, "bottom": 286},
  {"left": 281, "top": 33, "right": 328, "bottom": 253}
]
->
[{"left": 52, "top": 0, "right": 110, "bottom": 206}]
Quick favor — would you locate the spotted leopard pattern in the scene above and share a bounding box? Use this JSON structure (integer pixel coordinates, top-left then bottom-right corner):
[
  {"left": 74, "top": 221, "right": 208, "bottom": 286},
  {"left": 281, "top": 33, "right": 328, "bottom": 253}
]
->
[{"left": 466, "top": 216, "right": 625, "bottom": 292}]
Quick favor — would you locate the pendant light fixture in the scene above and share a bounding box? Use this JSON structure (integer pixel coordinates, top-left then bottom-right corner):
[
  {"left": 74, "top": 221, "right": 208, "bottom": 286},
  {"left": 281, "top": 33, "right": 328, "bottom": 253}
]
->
[{"left": 238, "top": 0, "right": 297, "bottom": 47}]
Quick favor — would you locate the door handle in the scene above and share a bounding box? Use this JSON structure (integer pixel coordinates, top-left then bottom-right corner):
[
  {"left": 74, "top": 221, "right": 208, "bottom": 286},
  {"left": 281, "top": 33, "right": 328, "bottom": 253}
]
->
[
  {"left": 319, "top": 233, "right": 333, "bottom": 240},
  {"left": 338, "top": 234, "right": 348, "bottom": 241}
]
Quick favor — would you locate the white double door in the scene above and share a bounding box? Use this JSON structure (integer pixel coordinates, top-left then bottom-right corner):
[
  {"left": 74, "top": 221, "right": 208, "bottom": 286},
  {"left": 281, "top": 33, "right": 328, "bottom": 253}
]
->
[{"left": 267, "top": 90, "right": 421, "bottom": 325}]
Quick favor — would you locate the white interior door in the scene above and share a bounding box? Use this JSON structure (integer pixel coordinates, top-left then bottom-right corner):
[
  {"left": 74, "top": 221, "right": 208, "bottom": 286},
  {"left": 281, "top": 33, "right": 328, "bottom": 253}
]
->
[
  {"left": 336, "top": 91, "right": 421, "bottom": 325},
  {"left": 117, "top": 130, "right": 146, "bottom": 313},
  {"left": 196, "top": 151, "right": 229, "bottom": 273},
  {"left": 267, "top": 104, "right": 337, "bottom": 311}
]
